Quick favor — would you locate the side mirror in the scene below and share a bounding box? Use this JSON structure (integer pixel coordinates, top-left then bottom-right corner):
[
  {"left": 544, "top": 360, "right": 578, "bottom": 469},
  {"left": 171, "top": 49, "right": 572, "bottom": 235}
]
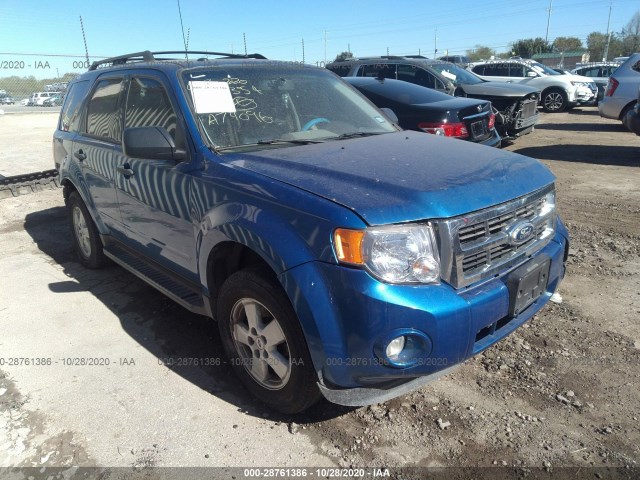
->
[
  {"left": 380, "top": 107, "right": 399, "bottom": 124},
  {"left": 123, "top": 126, "right": 186, "bottom": 161}
]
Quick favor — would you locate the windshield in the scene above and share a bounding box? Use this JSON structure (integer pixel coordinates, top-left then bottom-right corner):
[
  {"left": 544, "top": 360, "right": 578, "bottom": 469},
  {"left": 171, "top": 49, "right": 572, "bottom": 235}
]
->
[
  {"left": 530, "top": 62, "right": 560, "bottom": 76},
  {"left": 429, "top": 62, "right": 484, "bottom": 85},
  {"left": 182, "top": 65, "right": 396, "bottom": 151}
]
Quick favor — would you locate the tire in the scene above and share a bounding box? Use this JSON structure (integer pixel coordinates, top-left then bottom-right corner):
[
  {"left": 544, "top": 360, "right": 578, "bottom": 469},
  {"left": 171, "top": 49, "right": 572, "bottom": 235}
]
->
[
  {"left": 68, "top": 191, "right": 107, "bottom": 268},
  {"left": 619, "top": 102, "right": 635, "bottom": 125},
  {"left": 217, "top": 268, "right": 321, "bottom": 414},
  {"left": 541, "top": 88, "right": 567, "bottom": 113}
]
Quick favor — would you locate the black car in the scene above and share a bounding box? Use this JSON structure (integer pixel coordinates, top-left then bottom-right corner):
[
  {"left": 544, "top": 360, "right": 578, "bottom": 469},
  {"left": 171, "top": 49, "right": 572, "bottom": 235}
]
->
[
  {"left": 327, "top": 56, "right": 540, "bottom": 139},
  {"left": 346, "top": 77, "right": 501, "bottom": 147}
]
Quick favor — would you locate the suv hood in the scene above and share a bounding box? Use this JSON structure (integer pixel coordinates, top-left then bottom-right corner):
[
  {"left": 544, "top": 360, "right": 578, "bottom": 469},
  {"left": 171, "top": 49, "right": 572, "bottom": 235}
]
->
[
  {"left": 225, "top": 131, "right": 555, "bottom": 225},
  {"left": 462, "top": 81, "right": 539, "bottom": 97}
]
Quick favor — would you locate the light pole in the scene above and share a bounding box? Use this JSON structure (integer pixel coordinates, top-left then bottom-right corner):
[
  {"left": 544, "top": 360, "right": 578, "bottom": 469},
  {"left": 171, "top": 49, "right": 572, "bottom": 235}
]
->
[{"left": 545, "top": 0, "right": 553, "bottom": 44}]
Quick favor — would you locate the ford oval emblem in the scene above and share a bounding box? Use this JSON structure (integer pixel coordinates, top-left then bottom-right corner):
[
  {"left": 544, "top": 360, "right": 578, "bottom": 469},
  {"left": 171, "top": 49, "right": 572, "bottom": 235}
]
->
[{"left": 509, "top": 221, "right": 535, "bottom": 245}]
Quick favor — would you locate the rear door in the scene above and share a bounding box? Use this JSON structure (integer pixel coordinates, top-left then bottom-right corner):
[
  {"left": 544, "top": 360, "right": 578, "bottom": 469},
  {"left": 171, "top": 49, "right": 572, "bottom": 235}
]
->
[{"left": 74, "top": 76, "right": 126, "bottom": 231}]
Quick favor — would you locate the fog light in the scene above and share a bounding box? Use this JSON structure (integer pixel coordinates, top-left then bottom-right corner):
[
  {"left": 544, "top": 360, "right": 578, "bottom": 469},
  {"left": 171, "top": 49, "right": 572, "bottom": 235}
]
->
[{"left": 386, "top": 336, "right": 406, "bottom": 360}]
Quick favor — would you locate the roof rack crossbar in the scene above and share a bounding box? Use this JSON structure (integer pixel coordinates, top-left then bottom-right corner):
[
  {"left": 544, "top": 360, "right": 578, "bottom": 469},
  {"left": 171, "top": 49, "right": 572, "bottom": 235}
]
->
[{"left": 89, "top": 50, "right": 266, "bottom": 70}]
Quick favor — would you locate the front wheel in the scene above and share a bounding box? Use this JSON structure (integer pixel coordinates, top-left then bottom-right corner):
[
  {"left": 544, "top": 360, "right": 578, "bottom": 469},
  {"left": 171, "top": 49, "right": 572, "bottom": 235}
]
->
[
  {"left": 541, "top": 88, "right": 567, "bottom": 113},
  {"left": 217, "top": 268, "right": 321, "bottom": 414}
]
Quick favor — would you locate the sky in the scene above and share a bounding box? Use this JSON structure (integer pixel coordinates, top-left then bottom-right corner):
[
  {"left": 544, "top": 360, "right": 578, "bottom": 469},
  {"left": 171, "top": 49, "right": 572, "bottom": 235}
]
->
[{"left": 0, "top": 0, "right": 638, "bottom": 79}]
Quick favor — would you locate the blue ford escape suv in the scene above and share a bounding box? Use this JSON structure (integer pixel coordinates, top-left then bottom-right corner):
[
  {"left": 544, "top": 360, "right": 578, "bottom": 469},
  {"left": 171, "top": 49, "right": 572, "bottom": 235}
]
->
[{"left": 53, "top": 51, "right": 569, "bottom": 413}]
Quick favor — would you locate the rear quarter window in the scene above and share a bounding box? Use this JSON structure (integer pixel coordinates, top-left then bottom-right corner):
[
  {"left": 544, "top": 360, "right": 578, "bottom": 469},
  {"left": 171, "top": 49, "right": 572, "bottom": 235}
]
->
[{"left": 59, "top": 80, "right": 91, "bottom": 132}]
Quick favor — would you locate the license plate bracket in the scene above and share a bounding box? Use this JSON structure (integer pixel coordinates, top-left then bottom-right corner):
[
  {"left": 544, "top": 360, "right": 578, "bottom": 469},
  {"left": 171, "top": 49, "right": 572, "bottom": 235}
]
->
[
  {"left": 471, "top": 120, "right": 487, "bottom": 138},
  {"left": 506, "top": 255, "right": 551, "bottom": 317}
]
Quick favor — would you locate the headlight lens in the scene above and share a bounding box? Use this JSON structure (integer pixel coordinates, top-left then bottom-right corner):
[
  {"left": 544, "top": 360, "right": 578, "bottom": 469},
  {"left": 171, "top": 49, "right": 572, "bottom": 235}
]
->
[{"left": 334, "top": 224, "right": 440, "bottom": 284}]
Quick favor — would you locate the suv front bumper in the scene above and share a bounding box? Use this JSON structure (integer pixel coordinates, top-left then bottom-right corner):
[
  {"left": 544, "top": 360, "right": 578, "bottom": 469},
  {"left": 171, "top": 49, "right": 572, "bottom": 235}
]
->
[{"left": 281, "top": 221, "right": 569, "bottom": 406}]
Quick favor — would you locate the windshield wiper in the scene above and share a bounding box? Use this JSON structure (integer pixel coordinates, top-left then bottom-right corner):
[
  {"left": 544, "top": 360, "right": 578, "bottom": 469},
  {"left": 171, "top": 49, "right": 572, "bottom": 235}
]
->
[
  {"left": 256, "top": 138, "right": 325, "bottom": 145},
  {"left": 214, "top": 138, "right": 324, "bottom": 153},
  {"left": 331, "top": 132, "right": 385, "bottom": 140}
]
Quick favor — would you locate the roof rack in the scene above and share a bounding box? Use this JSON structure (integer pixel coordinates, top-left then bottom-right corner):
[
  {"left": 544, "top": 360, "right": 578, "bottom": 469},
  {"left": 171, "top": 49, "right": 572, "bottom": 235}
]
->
[{"left": 89, "top": 50, "right": 267, "bottom": 71}]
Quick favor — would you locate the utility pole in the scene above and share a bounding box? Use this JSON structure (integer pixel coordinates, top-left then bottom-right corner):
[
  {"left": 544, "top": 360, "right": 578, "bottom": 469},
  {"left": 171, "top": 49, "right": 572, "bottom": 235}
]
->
[
  {"left": 323, "top": 30, "right": 327, "bottom": 64},
  {"left": 603, "top": 1, "right": 613, "bottom": 61},
  {"left": 302, "top": 38, "right": 305, "bottom": 64},
  {"left": 545, "top": 0, "right": 553, "bottom": 44},
  {"left": 434, "top": 28, "right": 437, "bottom": 58},
  {"left": 243, "top": 32, "right": 247, "bottom": 56}
]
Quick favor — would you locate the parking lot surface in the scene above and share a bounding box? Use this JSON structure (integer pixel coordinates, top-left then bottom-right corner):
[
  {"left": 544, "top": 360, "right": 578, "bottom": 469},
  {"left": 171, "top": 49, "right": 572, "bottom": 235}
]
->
[{"left": 0, "top": 107, "right": 639, "bottom": 475}]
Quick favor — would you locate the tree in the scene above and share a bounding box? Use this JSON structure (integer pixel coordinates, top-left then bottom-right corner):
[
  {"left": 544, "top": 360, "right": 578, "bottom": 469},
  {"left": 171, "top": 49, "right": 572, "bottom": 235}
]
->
[
  {"left": 587, "top": 31, "right": 623, "bottom": 61},
  {"left": 466, "top": 45, "right": 495, "bottom": 61},
  {"left": 620, "top": 11, "right": 640, "bottom": 55},
  {"left": 334, "top": 51, "right": 353, "bottom": 62},
  {"left": 511, "top": 38, "right": 552, "bottom": 58},
  {"left": 552, "top": 37, "right": 583, "bottom": 52}
]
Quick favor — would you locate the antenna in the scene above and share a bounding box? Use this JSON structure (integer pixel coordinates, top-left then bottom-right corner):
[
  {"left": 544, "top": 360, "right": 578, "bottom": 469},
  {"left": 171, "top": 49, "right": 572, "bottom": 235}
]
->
[
  {"left": 79, "top": 16, "right": 90, "bottom": 67},
  {"left": 177, "top": 0, "right": 189, "bottom": 61}
]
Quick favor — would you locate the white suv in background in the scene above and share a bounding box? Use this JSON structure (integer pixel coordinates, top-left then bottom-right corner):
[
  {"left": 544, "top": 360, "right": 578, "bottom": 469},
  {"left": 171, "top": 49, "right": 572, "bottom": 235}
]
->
[
  {"left": 29, "top": 91, "right": 56, "bottom": 106},
  {"left": 469, "top": 59, "right": 596, "bottom": 112}
]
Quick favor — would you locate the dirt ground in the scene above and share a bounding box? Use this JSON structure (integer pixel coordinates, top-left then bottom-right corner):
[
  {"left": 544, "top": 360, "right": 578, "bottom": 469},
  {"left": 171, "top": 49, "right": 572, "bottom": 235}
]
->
[
  {"left": 0, "top": 106, "right": 639, "bottom": 478},
  {"left": 0, "top": 111, "right": 58, "bottom": 178}
]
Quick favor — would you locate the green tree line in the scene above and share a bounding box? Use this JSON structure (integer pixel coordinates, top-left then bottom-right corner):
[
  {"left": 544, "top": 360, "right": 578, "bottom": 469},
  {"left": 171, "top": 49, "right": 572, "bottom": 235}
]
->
[{"left": 0, "top": 73, "right": 77, "bottom": 99}]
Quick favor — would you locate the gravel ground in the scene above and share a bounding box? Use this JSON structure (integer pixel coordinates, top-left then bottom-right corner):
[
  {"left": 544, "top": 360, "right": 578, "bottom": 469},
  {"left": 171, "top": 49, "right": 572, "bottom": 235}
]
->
[{"left": 0, "top": 106, "right": 639, "bottom": 479}]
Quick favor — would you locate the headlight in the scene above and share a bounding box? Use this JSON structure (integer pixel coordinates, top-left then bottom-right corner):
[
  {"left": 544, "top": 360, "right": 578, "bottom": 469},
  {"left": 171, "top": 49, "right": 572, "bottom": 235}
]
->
[
  {"left": 570, "top": 81, "right": 589, "bottom": 87},
  {"left": 539, "top": 189, "right": 557, "bottom": 239},
  {"left": 333, "top": 224, "right": 440, "bottom": 284}
]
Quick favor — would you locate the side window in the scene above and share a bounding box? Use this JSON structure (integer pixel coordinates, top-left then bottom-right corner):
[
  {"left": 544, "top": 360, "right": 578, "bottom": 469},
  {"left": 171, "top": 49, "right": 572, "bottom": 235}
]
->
[
  {"left": 472, "top": 65, "right": 485, "bottom": 75},
  {"left": 86, "top": 78, "right": 124, "bottom": 142},
  {"left": 511, "top": 65, "right": 526, "bottom": 77},
  {"left": 359, "top": 63, "right": 396, "bottom": 79},
  {"left": 326, "top": 64, "right": 352, "bottom": 77},
  {"left": 397, "top": 64, "right": 436, "bottom": 89},
  {"left": 124, "top": 76, "right": 181, "bottom": 147},
  {"left": 59, "top": 80, "right": 91, "bottom": 132},
  {"left": 482, "top": 64, "right": 510, "bottom": 76}
]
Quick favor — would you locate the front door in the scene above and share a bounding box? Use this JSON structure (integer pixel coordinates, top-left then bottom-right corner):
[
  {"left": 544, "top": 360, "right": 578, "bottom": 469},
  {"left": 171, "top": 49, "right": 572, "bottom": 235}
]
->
[{"left": 114, "top": 73, "right": 197, "bottom": 280}]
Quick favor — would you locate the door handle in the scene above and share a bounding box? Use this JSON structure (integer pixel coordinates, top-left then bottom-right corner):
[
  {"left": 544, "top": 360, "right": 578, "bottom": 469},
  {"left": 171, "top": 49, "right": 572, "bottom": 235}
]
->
[
  {"left": 117, "top": 164, "right": 135, "bottom": 177},
  {"left": 74, "top": 150, "right": 87, "bottom": 161}
]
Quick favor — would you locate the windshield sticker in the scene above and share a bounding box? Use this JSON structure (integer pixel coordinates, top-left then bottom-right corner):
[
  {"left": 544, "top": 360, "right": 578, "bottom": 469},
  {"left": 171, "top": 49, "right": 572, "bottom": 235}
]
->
[
  {"left": 374, "top": 116, "right": 386, "bottom": 123},
  {"left": 440, "top": 70, "right": 457, "bottom": 80},
  {"left": 189, "top": 81, "right": 236, "bottom": 113}
]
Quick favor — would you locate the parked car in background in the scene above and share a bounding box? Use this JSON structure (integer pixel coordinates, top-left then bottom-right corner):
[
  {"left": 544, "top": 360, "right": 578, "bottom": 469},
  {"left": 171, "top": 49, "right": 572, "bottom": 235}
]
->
[
  {"left": 599, "top": 53, "right": 640, "bottom": 124},
  {"left": 20, "top": 98, "right": 30, "bottom": 106},
  {"left": 572, "top": 63, "right": 620, "bottom": 103},
  {"left": 327, "top": 56, "right": 540, "bottom": 139},
  {"left": 29, "top": 91, "right": 57, "bottom": 106},
  {"left": 43, "top": 95, "right": 63, "bottom": 107},
  {"left": 345, "top": 77, "right": 501, "bottom": 147},
  {"left": 327, "top": 56, "right": 455, "bottom": 95},
  {"left": 438, "top": 55, "right": 471, "bottom": 66},
  {"left": 54, "top": 50, "right": 568, "bottom": 413},
  {"left": 0, "top": 95, "right": 14, "bottom": 105},
  {"left": 469, "top": 59, "right": 596, "bottom": 112}
]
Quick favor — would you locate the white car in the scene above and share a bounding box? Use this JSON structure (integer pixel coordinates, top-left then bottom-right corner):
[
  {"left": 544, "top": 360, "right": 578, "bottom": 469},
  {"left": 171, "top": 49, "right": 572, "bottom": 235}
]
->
[
  {"left": 468, "top": 59, "right": 597, "bottom": 112},
  {"left": 29, "top": 91, "right": 57, "bottom": 106}
]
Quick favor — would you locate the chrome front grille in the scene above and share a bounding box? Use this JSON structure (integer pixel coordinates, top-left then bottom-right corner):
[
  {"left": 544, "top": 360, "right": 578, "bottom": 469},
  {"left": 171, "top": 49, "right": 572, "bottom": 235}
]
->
[{"left": 435, "top": 185, "right": 556, "bottom": 289}]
